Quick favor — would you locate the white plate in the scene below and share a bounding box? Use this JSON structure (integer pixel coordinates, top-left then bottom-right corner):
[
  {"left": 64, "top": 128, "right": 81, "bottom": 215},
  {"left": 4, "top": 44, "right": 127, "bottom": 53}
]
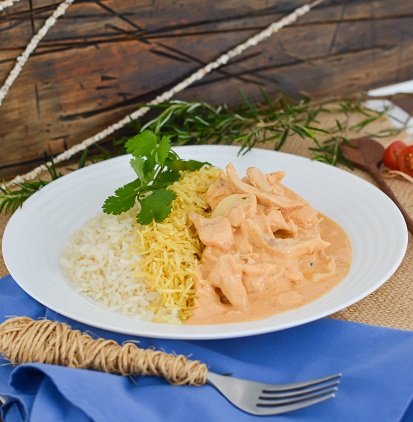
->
[{"left": 2, "top": 146, "right": 408, "bottom": 339}]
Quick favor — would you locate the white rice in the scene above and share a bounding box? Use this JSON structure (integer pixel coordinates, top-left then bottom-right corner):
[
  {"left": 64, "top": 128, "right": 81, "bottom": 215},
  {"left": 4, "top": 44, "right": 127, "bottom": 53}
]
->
[{"left": 59, "top": 206, "right": 162, "bottom": 322}]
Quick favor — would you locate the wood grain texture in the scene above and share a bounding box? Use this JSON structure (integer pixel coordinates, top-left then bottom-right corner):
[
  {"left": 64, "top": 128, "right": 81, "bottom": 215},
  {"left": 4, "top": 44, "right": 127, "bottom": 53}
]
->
[{"left": 1, "top": 0, "right": 413, "bottom": 179}]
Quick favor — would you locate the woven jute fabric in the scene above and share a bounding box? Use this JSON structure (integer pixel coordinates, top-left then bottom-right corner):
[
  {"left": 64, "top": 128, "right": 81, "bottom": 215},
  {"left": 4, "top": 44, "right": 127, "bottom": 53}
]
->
[{"left": 1, "top": 110, "right": 412, "bottom": 330}]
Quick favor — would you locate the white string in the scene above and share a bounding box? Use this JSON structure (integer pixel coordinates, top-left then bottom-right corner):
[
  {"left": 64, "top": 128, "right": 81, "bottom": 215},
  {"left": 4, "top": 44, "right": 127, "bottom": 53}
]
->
[
  {"left": 5, "top": 0, "right": 325, "bottom": 186},
  {"left": 0, "top": 0, "right": 75, "bottom": 106},
  {"left": 0, "top": 0, "right": 21, "bottom": 12}
]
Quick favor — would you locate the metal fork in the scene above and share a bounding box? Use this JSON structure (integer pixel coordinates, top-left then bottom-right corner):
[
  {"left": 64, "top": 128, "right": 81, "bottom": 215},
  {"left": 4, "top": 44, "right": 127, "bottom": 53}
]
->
[{"left": 206, "top": 372, "right": 341, "bottom": 416}]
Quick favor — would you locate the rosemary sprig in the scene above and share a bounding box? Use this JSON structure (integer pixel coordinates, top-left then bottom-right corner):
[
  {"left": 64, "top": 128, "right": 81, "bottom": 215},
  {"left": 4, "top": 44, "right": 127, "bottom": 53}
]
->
[
  {"left": 0, "top": 149, "right": 91, "bottom": 214},
  {"left": 0, "top": 179, "right": 50, "bottom": 214},
  {"left": 141, "top": 90, "right": 387, "bottom": 166},
  {"left": 0, "top": 90, "right": 398, "bottom": 215},
  {"left": 308, "top": 135, "right": 355, "bottom": 168},
  {"left": 0, "top": 157, "right": 62, "bottom": 214}
]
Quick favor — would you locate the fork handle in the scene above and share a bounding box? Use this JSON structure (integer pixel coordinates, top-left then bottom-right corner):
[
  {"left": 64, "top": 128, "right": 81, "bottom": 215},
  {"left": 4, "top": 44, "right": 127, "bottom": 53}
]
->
[
  {"left": 368, "top": 164, "right": 413, "bottom": 235},
  {"left": 0, "top": 316, "right": 208, "bottom": 386}
]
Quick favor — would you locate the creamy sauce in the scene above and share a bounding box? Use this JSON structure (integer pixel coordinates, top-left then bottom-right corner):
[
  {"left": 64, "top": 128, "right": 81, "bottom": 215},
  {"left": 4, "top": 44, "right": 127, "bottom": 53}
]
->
[{"left": 186, "top": 164, "right": 352, "bottom": 325}]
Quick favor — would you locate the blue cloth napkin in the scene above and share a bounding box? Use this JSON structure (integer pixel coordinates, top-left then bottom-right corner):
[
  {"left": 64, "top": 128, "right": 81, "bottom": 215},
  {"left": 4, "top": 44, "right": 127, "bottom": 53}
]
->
[{"left": 1, "top": 274, "right": 413, "bottom": 422}]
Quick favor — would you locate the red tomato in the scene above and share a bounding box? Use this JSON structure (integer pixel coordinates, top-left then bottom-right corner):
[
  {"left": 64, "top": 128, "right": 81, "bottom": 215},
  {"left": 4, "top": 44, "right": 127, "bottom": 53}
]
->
[
  {"left": 398, "top": 145, "right": 413, "bottom": 177},
  {"left": 382, "top": 141, "right": 407, "bottom": 170}
]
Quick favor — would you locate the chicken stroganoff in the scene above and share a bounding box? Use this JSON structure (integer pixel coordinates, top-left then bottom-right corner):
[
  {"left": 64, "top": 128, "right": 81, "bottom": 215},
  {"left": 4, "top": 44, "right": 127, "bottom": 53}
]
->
[{"left": 187, "top": 163, "right": 351, "bottom": 324}]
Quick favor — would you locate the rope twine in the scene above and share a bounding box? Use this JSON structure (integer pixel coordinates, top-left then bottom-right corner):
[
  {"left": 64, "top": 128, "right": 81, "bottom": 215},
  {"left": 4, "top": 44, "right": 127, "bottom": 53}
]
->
[
  {"left": 0, "top": 0, "right": 75, "bottom": 107},
  {"left": 4, "top": 0, "right": 325, "bottom": 187},
  {"left": 0, "top": 0, "right": 21, "bottom": 12},
  {"left": 0, "top": 316, "right": 208, "bottom": 386}
]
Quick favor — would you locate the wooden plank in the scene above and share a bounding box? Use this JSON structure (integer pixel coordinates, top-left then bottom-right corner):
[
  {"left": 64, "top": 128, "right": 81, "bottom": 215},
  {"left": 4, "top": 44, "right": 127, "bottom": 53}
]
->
[{"left": 1, "top": 0, "right": 413, "bottom": 179}]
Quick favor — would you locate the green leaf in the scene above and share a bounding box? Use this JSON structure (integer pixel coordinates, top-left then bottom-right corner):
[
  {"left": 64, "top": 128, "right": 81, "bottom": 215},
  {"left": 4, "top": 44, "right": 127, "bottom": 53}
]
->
[
  {"left": 130, "top": 156, "right": 146, "bottom": 181},
  {"left": 151, "top": 169, "right": 181, "bottom": 189},
  {"left": 103, "top": 130, "right": 208, "bottom": 223},
  {"left": 125, "top": 130, "right": 158, "bottom": 157},
  {"left": 77, "top": 148, "right": 89, "bottom": 169},
  {"left": 165, "top": 158, "right": 208, "bottom": 172},
  {"left": 157, "top": 135, "right": 171, "bottom": 166},
  {"left": 103, "top": 184, "right": 137, "bottom": 215},
  {"left": 183, "top": 159, "right": 209, "bottom": 171},
  {"left": 143, "top": 154, "right": 157, "bottom": 179},
  {"left": 137, "top": 189, "right": 177, "bottom": 224}
]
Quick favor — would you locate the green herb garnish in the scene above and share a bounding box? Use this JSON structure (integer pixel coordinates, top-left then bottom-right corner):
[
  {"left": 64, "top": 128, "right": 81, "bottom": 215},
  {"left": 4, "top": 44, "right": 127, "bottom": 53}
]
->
[
  {"left": 0, "top": 154, "right": 66, "bottom": 214},
  {"left": 0, "top": 147, "right": 96, "bottom": 214},
  {"left": 140, "top": 90, "right": 392, "bottom": 167},
  {"left": 102, "top": 130, "right": 207, "bottom": 224}
]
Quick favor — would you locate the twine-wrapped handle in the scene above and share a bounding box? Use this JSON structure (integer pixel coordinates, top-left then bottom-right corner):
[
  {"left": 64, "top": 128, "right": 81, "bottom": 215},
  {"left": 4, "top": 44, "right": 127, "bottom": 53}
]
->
[{"left": 0, "top": 317, "right": 208, "bottom": 386}]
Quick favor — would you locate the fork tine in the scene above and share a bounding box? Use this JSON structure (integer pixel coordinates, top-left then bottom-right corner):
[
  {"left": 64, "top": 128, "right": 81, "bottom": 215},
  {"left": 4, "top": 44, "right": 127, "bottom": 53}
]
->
[
  {"left": 206, "top": 371, "right": 341, "bottom": 416},
  {"left": 260, "top": 379, "right": 341, "bottom": 399},
  {"left": 260, "top": 373, "right": 342, "bottom": 392},
  {"left": 258, "top": 386, "right": 338, "bottom": 405},
  {"left": 254, "top": 392, "right": 336, "bottom": 416}
]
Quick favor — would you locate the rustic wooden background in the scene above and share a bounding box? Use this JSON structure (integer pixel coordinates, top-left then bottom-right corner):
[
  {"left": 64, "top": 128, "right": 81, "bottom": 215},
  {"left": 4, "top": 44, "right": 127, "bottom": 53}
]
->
[{"left": 1, "top": 0, "right": 413, "bottom": 180}]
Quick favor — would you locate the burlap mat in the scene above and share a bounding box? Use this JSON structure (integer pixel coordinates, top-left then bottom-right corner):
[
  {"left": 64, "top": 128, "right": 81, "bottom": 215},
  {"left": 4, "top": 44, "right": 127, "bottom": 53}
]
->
[{"left": 1, "top": 109, "right": 412, "bottom": 330}]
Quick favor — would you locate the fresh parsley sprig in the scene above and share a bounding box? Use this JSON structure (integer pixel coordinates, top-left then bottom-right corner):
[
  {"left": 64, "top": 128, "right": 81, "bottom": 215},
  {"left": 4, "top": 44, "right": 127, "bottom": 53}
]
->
[{"left": 102, "top": 130, "right": 207, "bottom": 224}]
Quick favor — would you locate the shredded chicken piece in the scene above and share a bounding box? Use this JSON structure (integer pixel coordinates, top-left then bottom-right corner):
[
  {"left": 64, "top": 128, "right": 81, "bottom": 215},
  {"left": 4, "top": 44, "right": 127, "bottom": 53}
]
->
[
  {"left": 246, "top": 167, "right": 284, "bottom": 194},
  {"left": 226, "top": 163, "right": 305, "bottom": 213},
  {"left": 189, "top": 213, "right": 233, "bottom": 251},
  {"left": 204, "top": 171, "right": 233, "bottom": 210},
  {"left": 190, "top": 163, "right": 339, "bottom": 316}
]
